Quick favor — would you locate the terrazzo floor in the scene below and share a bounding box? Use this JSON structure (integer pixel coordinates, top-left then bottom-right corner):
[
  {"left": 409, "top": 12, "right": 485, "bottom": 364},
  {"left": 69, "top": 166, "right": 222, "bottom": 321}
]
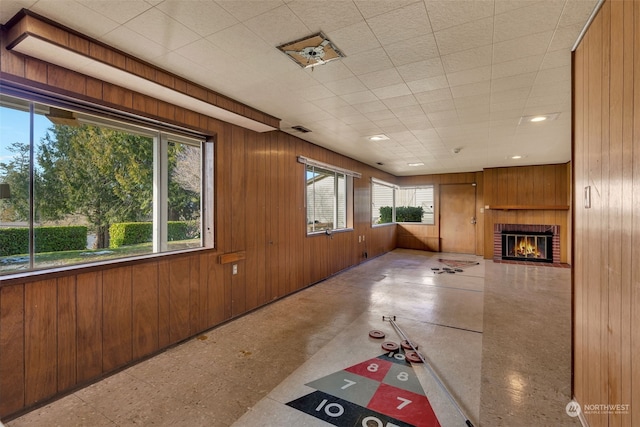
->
[{"left": 3, "top": 249, "right": 578, "bottom": 427}]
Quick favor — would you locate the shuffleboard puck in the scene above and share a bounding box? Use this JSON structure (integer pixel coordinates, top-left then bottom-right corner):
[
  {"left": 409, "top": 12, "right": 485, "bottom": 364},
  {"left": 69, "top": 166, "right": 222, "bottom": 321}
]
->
[
  {"left": 382, "top": 341, "right": 400, "bottom": 352},
  {"left": 369, "top": 330, "right": 386, "bottom": 339},
  {"left": 401, "top": 340, "right": 418, "bottom": 350},
  {"left": 405, "top": 350, "right": 423, "bottom": 363}
]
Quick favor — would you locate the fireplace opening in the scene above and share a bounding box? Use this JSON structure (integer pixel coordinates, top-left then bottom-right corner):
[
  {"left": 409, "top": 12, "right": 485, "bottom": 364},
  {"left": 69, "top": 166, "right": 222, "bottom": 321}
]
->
[{"left": 501, "top": 231, "right": 553, "bottom": 263}]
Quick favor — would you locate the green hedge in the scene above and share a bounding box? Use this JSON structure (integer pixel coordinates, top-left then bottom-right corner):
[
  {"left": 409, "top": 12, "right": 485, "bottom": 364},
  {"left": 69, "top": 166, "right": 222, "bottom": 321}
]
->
[
  {"left": 0, "top": 226, "right": 87, "bottom": 257},
  {"left": 379, "top": 206, "right": 425, "bottom": 223},
  {"left": 109, "top": 221, "right": 200, "bottom": 248}
]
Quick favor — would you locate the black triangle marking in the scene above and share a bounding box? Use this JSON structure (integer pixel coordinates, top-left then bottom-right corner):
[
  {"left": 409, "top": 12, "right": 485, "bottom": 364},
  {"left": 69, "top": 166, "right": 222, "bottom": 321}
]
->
[{"left": 287, "top": 390, "right": 415, "bottom": 427}]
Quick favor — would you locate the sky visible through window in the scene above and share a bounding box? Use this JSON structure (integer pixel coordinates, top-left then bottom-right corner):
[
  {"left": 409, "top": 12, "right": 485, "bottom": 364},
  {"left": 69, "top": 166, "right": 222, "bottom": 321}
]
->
[{"left": 0, "top": 105, "right": 51, "bottom": 163}]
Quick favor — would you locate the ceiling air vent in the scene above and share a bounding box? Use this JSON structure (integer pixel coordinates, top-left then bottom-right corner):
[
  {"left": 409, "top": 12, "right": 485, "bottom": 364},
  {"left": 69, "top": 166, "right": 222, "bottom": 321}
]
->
[
  {"left": 278, "top": 32, "right": 345, "bottom": 69},
  {"left": 292, "top": 125, "right": 311, "bottom": 133}
]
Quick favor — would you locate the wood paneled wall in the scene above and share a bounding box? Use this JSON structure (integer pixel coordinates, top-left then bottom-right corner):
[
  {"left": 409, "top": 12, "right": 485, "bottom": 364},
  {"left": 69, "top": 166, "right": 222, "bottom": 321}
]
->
[
  {"left": 483, "top": 164, "right": 571, "bottom": 263},
  {"left": 397, "top": 172, "right": 484, "bottom": 256},
  {"left": 0, "top": 13, "right": 398, "bottom": 420},
  {"left": 573, "top": 1, "right": 639, "bottom": 426}
]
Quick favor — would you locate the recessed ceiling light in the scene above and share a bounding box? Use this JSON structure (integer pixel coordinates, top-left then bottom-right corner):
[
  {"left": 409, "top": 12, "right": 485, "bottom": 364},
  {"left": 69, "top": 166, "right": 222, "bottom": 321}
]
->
[
  {"left": 509, "top": 155, "right": 525, "bottom": 160},
  {"left": 368, "top": 134, "right": 389, "bottom": 141},
  {"left": 519, "top": 113, "right": 560, "bottom": 125},
  {"left": 408, "top": 162, "right": 424, "bottom": 167}
]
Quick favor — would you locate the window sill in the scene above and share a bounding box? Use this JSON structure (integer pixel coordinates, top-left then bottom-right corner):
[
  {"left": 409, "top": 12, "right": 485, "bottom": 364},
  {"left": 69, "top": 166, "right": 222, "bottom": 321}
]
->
[
  {"left": 306, "top": 228, "right": 354, "bottom": 237},
  {"left": 0, "top": 246, "right": 216, "bottom": 287}
]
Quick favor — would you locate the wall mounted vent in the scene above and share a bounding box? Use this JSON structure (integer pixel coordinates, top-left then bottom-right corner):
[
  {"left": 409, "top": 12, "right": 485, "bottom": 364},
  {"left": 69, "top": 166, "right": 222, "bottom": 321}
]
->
[{"left": 292, "top": 125, "right": 312, "bottom": 133}]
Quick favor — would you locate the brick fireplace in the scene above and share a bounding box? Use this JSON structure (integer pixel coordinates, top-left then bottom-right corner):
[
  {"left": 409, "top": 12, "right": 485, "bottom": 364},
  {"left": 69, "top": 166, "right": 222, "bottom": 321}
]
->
[{"left": 493, "top": 224, "right": 560, "bottom": 263}]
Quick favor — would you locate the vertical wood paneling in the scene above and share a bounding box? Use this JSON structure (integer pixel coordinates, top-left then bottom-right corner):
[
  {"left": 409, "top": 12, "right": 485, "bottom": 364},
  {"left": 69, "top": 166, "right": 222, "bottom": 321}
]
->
[
  {"left": 102, "top": 267, "right": 132, "bottom": 372},
  {"left": 573, "top": 2, "right": 638, "bottom": 426},
  {"left": 24, "top": 279, "right": 57, "bottom": 405},
  {"left": 56, "top": 276, "right": 76, "bottom": 392},
  {"left": 169, "top": 257, "right": 191, "bottom": 343},
  {"left": 132, "top": 262, "right": 159, "bottom": 360},
  {"left": 157, "top": 260, "right": 171, "bottom": 348},
  {"left": 76, "top": 272, "right": 102, "bottom": 383},
  {"left": 0, "top": 285, "right": 25, "bottom": 415}
]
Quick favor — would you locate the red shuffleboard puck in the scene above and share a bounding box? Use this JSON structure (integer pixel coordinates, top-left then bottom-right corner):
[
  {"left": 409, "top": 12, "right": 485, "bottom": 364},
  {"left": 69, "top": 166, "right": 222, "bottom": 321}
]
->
[
  {"left": 405, "top": 350, "right": 423, "bottom": 363},
  {"left": 382, "top": 341, "right": 400, "bottom": 352},
  {"left": 369, "top": 330, "right": 386, "bottom": 339},
  {"left": 401, "top": 340, "right": 419, "bottom": 350}
]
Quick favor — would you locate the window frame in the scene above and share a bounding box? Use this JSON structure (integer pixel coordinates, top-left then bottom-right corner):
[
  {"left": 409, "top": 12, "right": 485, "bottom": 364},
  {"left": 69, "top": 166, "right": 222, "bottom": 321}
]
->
[
  {"left": 371, "top": 178, "right": 435, "bottom": 226},
  {"left": 0, "top": 90, "right": 214, "bottom": 277},
  {"left": 299, "top": 156, "right": 357, "bottom": 236}
]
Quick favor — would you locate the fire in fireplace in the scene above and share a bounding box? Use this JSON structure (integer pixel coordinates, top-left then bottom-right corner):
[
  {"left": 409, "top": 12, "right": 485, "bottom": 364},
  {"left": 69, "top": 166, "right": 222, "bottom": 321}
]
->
[{"left": 501, "top": 231, "right": 553, "bottom": 263}]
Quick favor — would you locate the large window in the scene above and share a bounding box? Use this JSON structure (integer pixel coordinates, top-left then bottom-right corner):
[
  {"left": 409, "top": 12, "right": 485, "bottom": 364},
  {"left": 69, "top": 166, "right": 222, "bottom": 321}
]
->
[
  {"left": 0, "top": 94, "right": 210, "bottom": 275},
  {"left": 302, "top": 157, "right": 355, "bottom": 234},
  {"left": 371, "top": 179, "right": 434, "bottom": 225}
]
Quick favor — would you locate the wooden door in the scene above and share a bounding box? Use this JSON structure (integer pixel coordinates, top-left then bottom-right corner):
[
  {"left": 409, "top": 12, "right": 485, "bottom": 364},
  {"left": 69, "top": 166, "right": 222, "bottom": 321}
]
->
[{"left": 439, "top": 184, "right": 476, "bottom": 254}]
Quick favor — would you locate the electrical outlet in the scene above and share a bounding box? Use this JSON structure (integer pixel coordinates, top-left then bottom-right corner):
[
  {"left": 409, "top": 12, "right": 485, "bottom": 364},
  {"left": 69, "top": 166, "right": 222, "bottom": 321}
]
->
[{"left": 232, "top": 264, "right": 238, "bottom": 275}]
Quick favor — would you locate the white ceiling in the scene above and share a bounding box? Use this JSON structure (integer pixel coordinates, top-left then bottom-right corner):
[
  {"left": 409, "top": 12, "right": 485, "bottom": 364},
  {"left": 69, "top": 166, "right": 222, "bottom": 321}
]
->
[{"left": 0, "top": 0, "right": 599, "bottom": 176}]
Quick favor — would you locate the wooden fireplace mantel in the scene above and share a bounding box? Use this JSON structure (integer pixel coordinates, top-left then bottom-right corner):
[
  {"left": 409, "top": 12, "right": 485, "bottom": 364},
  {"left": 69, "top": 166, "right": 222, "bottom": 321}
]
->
[{"left": 486, "top": 205, "right": 570, "bottom": 211}]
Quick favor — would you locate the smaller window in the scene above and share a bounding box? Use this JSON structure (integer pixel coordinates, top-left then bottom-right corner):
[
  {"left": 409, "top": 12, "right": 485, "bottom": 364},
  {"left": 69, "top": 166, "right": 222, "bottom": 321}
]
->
[
  {"left": 396, "top": 186, "right": 435, "bottom": 224},
  {"left": 371, "top": 179, "right": 395, "bottom": 225},
  {"left": 301, "top": 156, "right": 356, "bottom": 234}
]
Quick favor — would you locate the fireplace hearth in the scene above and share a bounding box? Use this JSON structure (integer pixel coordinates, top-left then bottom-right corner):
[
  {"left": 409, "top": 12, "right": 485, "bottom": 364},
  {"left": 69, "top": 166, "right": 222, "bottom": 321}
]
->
[{"left": 493, "top": 224, "right": 560, "bottom": 264}]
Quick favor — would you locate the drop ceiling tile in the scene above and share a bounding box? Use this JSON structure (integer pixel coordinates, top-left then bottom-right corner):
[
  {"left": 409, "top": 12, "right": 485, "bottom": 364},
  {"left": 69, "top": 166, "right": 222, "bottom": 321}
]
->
[
  {"left": 441, "top": 45, "right": 492, "bottom": 74},
  {"left": 425, "top": 0, "right": 494, "bottom": 32},
  {"left": 341, "top": 113, "right": 371, "bottom": 125},
  {"left": 353, "top": 100, "right": 388, "bottom": 114},
  {"left": 428, "top": 109, "right": 458, "bottom": 122},
  {"left": 174, "top": 38, "right": 234, "bottom": 66},
  {"left": 415, "top": 87, "right": 453, "bottom": 104},
  {"left": 372, "top": 83, "right": 413, "bottom": 99},
  {"left": 365, "top": 109, "right": 397, "bottom": 121},
  {"left": 366, "top": 2, "right": 432, "bottom": 45},
  {"left": 324, "top": 76, "right": 368, "bottom": 95},
  {"left": 490, "top": 99, "right": 527, "bottom": 114},
  {"left": 494, "top": 0, "right": 542, "bottom": 15},
  {"left": 391, "top": 104, "right": 424, "bottom": 117},
  {"left": 354, "top": 0, "right": 416, "bottom": 19},
  {"left": 333, "top": 104, "right": 361, "bottom": 117},
  {"left": 548, "top": 23, "right": 584, "bottom": 51},
  {"left": 307, "top": 61, "right": 356, "bottom": 84},
  {"left": 535, "top": 65, "right": 571, "bottom": 85},
  {"left": 31, "top": 0, "right": 119, "bottom": 38},
  {"left": 216, "top": 0, "right": 284, "bottom": 22},
  {"left": 206, "top": 23, "right": 274, "bottom": 59},
  {"left": 124, "top": 7, "right": 201, "bottom": 51},
  {"left": 558, "top": 0, "right": 599, "bottom": 28},
  {"left": 102, "top": 26, "right": 169, "bottom": 60},
  {"left": 447, "top": 66, "right": 491, "bottom": 87},
  {"left": 348, "top": 121, "right": 381, "bottom": 132},
  {"left": 359, "top": 68, "right": 404, "bottom": 90},
  {"left": 342, "top": 47, "right": 395, "bottom": 75},
  {"left": 434, "top": 17, "right": 494, "bottom": 56},
  {"left": 398, "top": 115, "right": 433, "bottom": 130},
  {"left": 327, "top": 21, "right": 381, "bottom": 55},
  {"left": 421, "top": 98, "right": 456, "bottom": 113},
  {"left": 243, "top": 4, "right": 310, "bottom": 45},
  {"left": 340, "top": 90, "right": 379, "bottom": 105},
  {"left": 490, "top": 87, "right": 531, "bottom": 104},
  {"left": 157, "top": 1, "right": 237, "bottom": 37},
  {"left": 83, "top": 0, "right": 152, "bottom": 25},
  {"left": 454, "top": 93, "right": 491, "bottom": 109},
  {"left": 288, "top": 1, "right": 363, "bottom": 33},
  {"left": 294, "top": 84, "right": 333, "bottom": 101},
  {"left": 385, "top": 34, "right": 439, "bottom": 66},
  {"left": 407, "top": 75, "right": 449, "bottom": 94},
  {"left": 450, "top": 80, "right": 490, "bottom": 98},
  {"left": 396, "top": 58, "right": 445, "bottom": 82},
  {"left": 492, "top": 31, "right": 554, "bottom": 64},
  {"left": 383, "top": 94, "right": 418, "bottom": 109},
  {"left": 312, "top": 95, "right": 350, "bottom": 109},
  {"left": 491, "top": 72, "right": 537, "bottom": 93},
  {"left": 491, "top": 54, "right": 544, "bottom": 79},
  {"left": 493, "top": 2, "right": 564, "bottom": 43}
]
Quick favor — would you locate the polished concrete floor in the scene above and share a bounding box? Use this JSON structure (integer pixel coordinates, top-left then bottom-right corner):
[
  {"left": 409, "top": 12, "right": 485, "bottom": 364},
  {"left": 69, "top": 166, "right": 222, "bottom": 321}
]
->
[{"left": 4, "top": 249, "right": 578, "bottom": 427}]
